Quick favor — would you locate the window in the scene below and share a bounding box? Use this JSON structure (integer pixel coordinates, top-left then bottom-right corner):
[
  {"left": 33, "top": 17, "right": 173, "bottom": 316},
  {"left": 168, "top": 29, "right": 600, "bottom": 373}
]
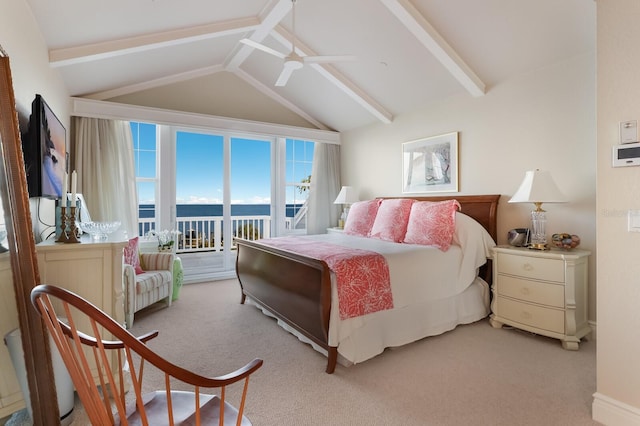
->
[
  {"left": 130, "top": 122, "right": 157, "bottom": 237},
  {"left": 129, "top": 122, "right": 315, "bottom": 280},
  {"left": 285, "top": 139, "right": 314, "bottom": 231}
]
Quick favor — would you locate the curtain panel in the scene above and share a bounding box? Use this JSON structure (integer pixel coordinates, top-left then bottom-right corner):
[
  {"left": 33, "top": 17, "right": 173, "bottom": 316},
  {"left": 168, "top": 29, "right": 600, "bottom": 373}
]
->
[
  {"left": 307, "top": 143, "right": 341, "bottom": 234},
  {"left": 72, "top": 117, "right": 138, "bottom": 239}
]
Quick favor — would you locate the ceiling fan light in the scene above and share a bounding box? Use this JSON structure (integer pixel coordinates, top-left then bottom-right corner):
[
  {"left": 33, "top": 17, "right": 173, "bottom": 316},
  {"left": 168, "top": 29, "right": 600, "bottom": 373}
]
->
[{"left": 284, "top": 59, "right": 304, "bottom": 70}]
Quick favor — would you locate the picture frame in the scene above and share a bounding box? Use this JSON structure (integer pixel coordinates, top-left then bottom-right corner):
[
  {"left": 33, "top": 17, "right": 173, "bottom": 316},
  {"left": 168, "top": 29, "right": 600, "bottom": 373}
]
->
[{"left": 402, "top": 131, "right": 459, "bottom": 193}]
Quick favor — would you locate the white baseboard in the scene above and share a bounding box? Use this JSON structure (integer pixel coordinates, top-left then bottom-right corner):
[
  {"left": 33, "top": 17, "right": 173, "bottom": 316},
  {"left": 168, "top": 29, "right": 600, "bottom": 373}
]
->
[
  {"left": 593, "top": 392, "right": 640, "bottom": 425},
  {"left": 183, "top": 270, "right": 236, "bottom": 284}
]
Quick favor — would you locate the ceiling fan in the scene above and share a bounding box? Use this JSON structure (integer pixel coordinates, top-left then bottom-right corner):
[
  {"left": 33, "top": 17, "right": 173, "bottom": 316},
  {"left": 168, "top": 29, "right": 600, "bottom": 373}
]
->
[{"left": 240, "top": 0, "right": 355, "bottom": 87}]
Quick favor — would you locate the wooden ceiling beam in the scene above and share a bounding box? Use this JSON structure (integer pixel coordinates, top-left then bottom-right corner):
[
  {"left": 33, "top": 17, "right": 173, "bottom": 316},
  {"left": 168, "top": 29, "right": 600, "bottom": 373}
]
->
[
  {"left": 84, "top": 65, "right": 226, "bottom": 100},
  {"left": 225, "top": 0, "right": 292, "bottom": 70},
  {"left": 379, "top": 0, "right": 485, "bottom": 97},
  {"left": 270, "top": 27, "right": 394, "bottom": 124},
  {"left": 227, "top": 0, "right": 393, "bottom": 125},
  {"left": 49, "top": 17, "right": 259, "bottom": 68}
]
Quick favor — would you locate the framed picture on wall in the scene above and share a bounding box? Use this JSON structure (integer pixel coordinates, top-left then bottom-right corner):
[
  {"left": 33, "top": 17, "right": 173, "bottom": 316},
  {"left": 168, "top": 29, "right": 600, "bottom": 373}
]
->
[{"left": 402, "top": 132, "right": 459, "bottom": 193}]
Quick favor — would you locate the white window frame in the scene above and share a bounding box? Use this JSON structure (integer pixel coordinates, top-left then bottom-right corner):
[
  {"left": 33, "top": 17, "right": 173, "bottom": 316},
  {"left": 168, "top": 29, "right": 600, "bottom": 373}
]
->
[{"left": 74, "top": 98, "right": 340, "bottom": 238}]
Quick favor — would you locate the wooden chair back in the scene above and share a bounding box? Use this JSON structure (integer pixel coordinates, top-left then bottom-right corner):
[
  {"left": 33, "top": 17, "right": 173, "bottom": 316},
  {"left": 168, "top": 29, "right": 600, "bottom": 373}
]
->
[{"left": 31, "top": 284, "right": 263, "bottom": 425}]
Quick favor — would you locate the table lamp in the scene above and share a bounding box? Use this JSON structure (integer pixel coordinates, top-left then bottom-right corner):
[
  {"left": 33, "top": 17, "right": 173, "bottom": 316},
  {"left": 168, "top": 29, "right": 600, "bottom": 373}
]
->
[
  {"left": 508, "top": 169, "right": 566, "bottom": 250},
  {"left": 334, "top": 186, "right": 359, "bottom": 228}
]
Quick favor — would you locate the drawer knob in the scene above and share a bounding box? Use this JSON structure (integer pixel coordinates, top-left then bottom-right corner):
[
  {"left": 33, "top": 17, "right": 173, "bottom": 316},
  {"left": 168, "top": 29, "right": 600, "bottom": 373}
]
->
[
  {"left": 520, "top": 287, "right": 530, "bottom": 295},
  {"left": 523, "top": 263, "right": 533, "bottom": 271},
  {"left": 521, "top": 311, "right": 532, "bottom": 320}
]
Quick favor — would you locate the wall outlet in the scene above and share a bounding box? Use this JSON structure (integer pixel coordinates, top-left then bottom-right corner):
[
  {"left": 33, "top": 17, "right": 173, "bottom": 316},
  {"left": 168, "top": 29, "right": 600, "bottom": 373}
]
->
[{"left": 628, "top": 210, "right": 640, "bottom": 232}]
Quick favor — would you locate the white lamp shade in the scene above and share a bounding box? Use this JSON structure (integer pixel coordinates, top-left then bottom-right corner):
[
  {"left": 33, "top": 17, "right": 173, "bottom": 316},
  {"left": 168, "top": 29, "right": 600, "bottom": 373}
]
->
[
  {"left": 508, "top": 170, "right": 566, "bottom": 204},
  {"left": 334, "top": 186, "right": 359, "bottom": 204}
]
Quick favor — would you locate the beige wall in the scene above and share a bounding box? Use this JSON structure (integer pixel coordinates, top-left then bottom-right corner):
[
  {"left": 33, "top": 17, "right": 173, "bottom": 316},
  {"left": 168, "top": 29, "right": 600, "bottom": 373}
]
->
[
  {"left": 2, "top": 1, "right": 70, "bottom": 241},
  {"left": 1, "top": 1, "right": 69, "bottom": 131},
  {"left": 108, "top": 71, "right": 317, "bottom": 129},
  {"left": 593, "top": 0, "right": 640, "bottom": 423},
  {"left": 341, "top": 53, "right": 597, "bottom": 320}
]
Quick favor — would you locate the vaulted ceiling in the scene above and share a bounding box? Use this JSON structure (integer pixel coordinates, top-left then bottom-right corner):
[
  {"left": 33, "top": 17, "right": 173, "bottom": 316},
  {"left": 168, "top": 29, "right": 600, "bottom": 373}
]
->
[{"left": 25, "top": 0, "right": 595, "bottom": 132}]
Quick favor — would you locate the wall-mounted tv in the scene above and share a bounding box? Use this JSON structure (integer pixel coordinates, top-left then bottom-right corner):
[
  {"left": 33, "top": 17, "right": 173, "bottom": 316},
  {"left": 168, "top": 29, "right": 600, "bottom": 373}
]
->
[{"left": 23, "top": 94, "right": 67, "bottom": 199}]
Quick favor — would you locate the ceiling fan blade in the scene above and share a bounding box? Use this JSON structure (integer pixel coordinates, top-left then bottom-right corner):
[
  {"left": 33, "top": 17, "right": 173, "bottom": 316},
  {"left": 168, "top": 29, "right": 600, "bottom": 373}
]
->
[
  {"left": 303, "top": 55, "right": 357, "bottom": 64},
  {"left": 275, "top": 65, "right": 296, "bottom": 87},
  {"left": 240, "top": 39, "right": 287, "bottom": 59}
]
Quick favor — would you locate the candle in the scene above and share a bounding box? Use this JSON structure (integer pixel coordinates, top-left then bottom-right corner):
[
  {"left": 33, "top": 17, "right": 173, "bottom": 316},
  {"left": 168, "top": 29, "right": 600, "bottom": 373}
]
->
[
  {"left": 71, "top": 170, "right": 77, "bottom": 202},
  {"left": 62, "top": 172, "right": 68, "bottom": 198}
]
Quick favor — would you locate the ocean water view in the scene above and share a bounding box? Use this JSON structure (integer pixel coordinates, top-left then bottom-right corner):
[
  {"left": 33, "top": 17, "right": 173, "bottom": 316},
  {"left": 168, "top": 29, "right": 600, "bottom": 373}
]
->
[{"left": 139, "top": 204, "right": 302, "bottom": 218}]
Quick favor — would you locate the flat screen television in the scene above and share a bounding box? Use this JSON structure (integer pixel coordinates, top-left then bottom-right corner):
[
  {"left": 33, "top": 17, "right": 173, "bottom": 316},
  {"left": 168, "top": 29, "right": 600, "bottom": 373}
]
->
[{"left": 23, "top": 94, "right": 67, "bottom": 199}]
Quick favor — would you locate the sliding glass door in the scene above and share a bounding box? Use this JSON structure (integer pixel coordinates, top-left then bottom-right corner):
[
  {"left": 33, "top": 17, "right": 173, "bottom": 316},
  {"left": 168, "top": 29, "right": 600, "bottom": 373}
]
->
[
  {"left": 230, "top": 136, "right": 272, "bottom": 242},
  {"left": 175, "top": 131, "right": 227, "bottom": 275},
  {"left": 131, "top": 122, "right": 315, "bottom": 281},
  {"left": 173, "top": 131, "right": 272, "bottom": 278}
]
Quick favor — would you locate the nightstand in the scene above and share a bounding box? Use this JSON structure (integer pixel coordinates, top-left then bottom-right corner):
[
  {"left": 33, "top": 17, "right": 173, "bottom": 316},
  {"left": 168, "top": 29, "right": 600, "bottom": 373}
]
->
[
  {"left": 327, "top": 227, "right": 344, "bottom": 234},
  {"left": 489, "top": 245, "right": 591, "bottom": 350}
]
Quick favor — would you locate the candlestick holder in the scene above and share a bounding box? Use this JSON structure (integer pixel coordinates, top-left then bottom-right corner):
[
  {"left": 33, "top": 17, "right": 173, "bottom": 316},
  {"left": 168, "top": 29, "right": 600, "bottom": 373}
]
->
[
  {"left": 66, "top": 206, "right": 80, "bottom": 243},
  {"left": 56, "top": 206, "right": 69, "bottom": 243}
]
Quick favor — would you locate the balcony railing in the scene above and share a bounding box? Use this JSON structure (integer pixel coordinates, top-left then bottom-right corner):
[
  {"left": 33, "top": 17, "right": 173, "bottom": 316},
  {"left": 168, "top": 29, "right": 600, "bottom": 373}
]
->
[{"left": 139, "top": 216, "right": 292, "bottom": 253}]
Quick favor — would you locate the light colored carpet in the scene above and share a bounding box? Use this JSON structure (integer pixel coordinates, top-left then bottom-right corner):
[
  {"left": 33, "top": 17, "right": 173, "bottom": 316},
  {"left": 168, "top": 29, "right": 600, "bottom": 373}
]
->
[{"left": 6, "top": 279, "right": 600, "bottom": 425}]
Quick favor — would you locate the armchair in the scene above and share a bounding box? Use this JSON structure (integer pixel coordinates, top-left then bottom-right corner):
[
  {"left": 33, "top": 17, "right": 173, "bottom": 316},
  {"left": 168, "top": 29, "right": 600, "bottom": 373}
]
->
[{"left": 124, "top": 251, "right": 175, "bottom": 328}]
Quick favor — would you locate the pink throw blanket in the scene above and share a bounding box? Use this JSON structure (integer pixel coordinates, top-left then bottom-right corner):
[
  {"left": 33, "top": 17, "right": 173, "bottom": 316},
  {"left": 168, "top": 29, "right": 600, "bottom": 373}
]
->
[{"left": 258, "top": 237, "right": 393, "bottom": 320}]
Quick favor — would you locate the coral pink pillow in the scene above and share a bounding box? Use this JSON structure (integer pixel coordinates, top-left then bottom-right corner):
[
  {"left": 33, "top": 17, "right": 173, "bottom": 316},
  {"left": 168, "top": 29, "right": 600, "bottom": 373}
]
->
[
  {"left": 403, "top": 200, "right": 461, "bottom": 251},
  {"left": 369, "top": 198, "right": 415, "bottom": 242},
  {"left": 124, "top": 237, "right": 144, "bottom": 275},
  {"left": 344, "top": 199, "right": 381, "bottom": 236}
]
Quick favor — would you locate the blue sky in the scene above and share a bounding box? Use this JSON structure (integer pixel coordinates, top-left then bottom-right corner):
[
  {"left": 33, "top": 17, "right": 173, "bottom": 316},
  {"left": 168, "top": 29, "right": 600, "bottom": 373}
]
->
[{"left": 131, "top": 123, "right": 313, "bottom": 205}]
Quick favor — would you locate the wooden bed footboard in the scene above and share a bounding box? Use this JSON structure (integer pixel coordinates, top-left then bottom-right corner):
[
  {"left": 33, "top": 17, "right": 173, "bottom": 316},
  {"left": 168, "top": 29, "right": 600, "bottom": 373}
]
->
[
  {"left": 235, "top": 194, "right": 500, "bottom": 374},
  {"left": 235, "top": 238, "right": 339, "bottom": 373}
]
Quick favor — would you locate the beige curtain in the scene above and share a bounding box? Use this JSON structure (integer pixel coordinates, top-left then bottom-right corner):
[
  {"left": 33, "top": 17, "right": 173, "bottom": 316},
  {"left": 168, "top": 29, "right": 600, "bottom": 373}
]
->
[
  {"left": 72, "top": 117, "right": 138, "bottom": 239},
  {"left": 307, "top": 143, "right": 341, "bottom": 234}
]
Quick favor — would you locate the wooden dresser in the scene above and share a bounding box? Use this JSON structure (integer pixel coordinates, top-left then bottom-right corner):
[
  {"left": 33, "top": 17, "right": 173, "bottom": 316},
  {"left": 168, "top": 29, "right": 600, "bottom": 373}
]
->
[
  {"left": 489, "top": 245, "right": 591, "bottom": 350},
  {"left": 35, "top": 237, "right": 127, "bottom": 326},
  {"left": 0, "top": 237, "right": 126, "bottom": 418}
]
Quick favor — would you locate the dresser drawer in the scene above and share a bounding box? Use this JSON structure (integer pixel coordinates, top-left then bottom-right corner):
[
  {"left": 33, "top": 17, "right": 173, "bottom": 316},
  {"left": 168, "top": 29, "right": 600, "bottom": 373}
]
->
[
  {"left": 497, "top": 275, "right": 564, "bottom": 308},
  {"left": 498, "top": 253, "right": 564, "bottom": 283},
  {"left": 497, "top": 297, "right": 565, "bottom": 334}
]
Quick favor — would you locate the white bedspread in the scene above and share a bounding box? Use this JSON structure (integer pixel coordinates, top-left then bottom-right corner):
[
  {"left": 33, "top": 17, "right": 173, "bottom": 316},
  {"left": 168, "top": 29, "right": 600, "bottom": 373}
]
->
[
  {"left": 303, "top": 233, "right": 485, "bottom": 307},
  {"left": 251, "top": 213, "right": 496, "bottom": 366}
]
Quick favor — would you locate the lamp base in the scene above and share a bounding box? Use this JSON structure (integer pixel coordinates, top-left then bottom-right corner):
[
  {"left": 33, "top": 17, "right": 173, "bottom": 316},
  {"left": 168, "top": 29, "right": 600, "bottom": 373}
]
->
[{"left": 528, "top": 242, "right": 549, "bottom": 251}]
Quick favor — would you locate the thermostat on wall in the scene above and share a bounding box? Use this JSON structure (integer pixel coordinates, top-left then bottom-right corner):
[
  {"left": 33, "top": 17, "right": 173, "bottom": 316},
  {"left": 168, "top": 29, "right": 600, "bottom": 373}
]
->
[
  {"left": 613, "top": 142, "right": 640, "bottom": 167},
  {"left": 620, "top": 120, "right": 638, "bottom": 144}
]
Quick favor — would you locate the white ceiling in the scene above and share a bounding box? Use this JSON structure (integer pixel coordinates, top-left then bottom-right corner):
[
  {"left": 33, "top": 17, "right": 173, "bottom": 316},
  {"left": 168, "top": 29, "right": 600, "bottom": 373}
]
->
[{"left": 25, "top": 0, "right": 595, "bottom": 132}]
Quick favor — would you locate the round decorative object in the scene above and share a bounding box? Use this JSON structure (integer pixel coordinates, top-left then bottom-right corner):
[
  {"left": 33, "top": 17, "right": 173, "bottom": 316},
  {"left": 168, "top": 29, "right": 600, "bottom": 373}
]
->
[
  {"left": 78, "top": 221, "right": 121, "bottom": 242},
  {"left": 551, "top": 233, "right": 580, "bottom": 250}
]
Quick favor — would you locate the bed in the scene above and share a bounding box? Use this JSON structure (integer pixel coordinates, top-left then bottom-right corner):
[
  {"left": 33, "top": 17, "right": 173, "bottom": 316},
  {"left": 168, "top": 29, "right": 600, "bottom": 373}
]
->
[{"left": 235, "top": 194, "right": 499, "bottom": 373}]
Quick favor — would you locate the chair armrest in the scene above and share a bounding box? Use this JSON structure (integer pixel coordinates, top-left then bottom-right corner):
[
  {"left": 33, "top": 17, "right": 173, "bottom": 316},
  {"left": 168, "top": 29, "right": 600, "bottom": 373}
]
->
[
  {"left": 58, "top": 320, "right": 159, "bottom": 348},
  {"left": 171, "top": 358, "right": 264, "bottom": 388},
  {"left": 123, "top": 263, "right": 137, "bottom": 328},
  {"left": 140, "top": 252, "right": 175, "bottom": 271}
]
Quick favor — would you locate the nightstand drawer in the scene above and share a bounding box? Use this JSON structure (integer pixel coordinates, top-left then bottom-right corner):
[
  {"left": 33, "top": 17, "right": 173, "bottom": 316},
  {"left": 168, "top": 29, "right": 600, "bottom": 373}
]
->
[
  {"left": 498, "top": 297, "right": 565, "bottom": 334},
  {"left": 497, "top": 275, "right": 564, "bottom": 308},
  {"left": 499, "top": 253, "right": 564, "bottom": 283}
]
